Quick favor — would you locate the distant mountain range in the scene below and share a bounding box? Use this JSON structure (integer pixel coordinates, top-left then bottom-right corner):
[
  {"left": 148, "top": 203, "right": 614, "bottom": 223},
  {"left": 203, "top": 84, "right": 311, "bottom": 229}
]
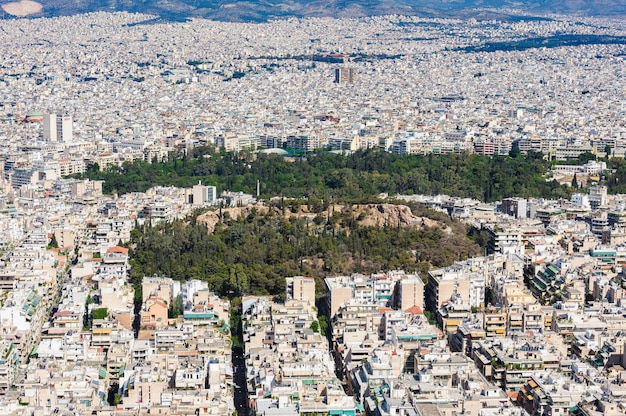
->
[{"left": 2, "top": 0, "right": 626, "bottom": 21}]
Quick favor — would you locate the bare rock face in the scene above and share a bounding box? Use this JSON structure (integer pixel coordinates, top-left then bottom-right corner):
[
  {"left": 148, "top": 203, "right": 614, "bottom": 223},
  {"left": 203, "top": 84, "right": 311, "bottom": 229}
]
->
[
  {"left": 196, "top": 206, "right": 269, "bottom": 233},
  {"left": 196, "top": 203, "right": 449, "bottom": 234},
  {"left": 350, "top": 204, "right": 440, "bottom": 229}
]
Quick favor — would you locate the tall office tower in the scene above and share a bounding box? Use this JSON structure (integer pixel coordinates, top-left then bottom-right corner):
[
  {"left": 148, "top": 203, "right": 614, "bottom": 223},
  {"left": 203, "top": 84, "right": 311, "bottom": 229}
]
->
[
  {"left": 334, "top": 67, "right": 357, "bottom": 84},
  {"left": 43, "top": 114, "right": 73, "bottom": 142}
]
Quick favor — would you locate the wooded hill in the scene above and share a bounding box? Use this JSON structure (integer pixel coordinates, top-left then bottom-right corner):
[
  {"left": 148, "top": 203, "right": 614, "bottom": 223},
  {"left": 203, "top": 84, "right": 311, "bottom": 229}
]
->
[
  {"left": 127, "top": 202, "right": 481, "bottom": 298},
  {"left": 86, "top": 149, "right": 590, "bottom": 299}
]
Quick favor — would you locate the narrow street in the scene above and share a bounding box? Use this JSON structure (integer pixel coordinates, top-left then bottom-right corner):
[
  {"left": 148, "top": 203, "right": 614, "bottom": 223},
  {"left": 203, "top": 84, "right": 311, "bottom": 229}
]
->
[{"left": 233, "top": 347, "right": 249, "bottom": 416}]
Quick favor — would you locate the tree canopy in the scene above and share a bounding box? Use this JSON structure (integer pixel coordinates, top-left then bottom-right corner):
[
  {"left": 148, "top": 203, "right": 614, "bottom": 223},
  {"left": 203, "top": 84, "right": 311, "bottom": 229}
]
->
[
  {"left": 127, "top": 204, "right": 481, "bottom": 298},
  {"left": 78, "top": 148, "right": 573, "bottom": 203}
]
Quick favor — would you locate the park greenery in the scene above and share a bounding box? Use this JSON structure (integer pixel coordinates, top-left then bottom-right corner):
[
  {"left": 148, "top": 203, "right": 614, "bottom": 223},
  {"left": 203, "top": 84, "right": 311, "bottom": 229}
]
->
[
  {"left": 75, "top": 146, "right": 626, "bottom": 357},
  {"left": 126, "top": 202, "right": 482, "bottom": 300},
  {"left": 79, "top": 147, "right": 583, "bottom": 307},
  {"left": 89, "top": 147, "right": 606, "bottom": 343},
  {"left": 77, "top": 148, "right": 575, "bottom": 203},
  {"left": 602, "top": 158, "right": 626, "bottom": 194},
  {"left": 84, "top": 147, "right": 626, "bottom": 318},
  {"left": 79, "top": 147, "right": 626, "bottom": 303}
]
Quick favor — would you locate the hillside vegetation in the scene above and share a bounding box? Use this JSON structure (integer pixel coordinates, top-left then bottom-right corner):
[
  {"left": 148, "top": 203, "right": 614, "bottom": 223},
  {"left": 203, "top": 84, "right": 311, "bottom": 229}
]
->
[
  {"left": 80, "top": 148, "right": 573, "bottom": 203},
  {"left": 128, "top": 203, "right": 480, "bottom": 297}
]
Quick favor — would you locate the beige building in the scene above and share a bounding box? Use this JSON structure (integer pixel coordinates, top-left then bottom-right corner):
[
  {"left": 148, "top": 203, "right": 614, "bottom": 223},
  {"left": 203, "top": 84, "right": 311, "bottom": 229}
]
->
[
  {"left": 504, "top": 285, "right": 536, "bottom": 307},
  {"left": 140, "top": 296, "right": 169, "bottom": 328},
  {"left": 326, "top": 282, "right": 353, "bottom": 317},
  {"left": 142, "top": 275, "right": 180, "bottom": 304},
  {"left": 286, "top": 276, "right": 316, "bottom": 305},
  {"left": 425, "top": 268, "right": 471, "bottom": 313},
  {"left": 53, "top": 228, "right": 76, "bottom": 251},
  {"left": 395, "top": 274, "right": 424, "bottom": 312}
]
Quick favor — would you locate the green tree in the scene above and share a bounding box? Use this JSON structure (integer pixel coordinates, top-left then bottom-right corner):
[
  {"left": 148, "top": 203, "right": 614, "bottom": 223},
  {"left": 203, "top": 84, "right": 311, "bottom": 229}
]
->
[
  {"left": 310, "top": 321, "right": 319, "bottom": 333},
  {"left": 318, "top": 315, "right": 329, "bottom": 336},
  {"left": 48, "top": 234, "right": 59, "bottom": 249},
  {"left": 128, "top": 205, "right": 482, "bottom": 299},
  {"left": 168, "top": 295, "right": 183, "bottom": 318},
  {"left": 509, "top": 146, "right": 521, "bottom": 158},
  {"left": 577, "top": 152, "right": 596, "bottom": 164},
  {"left": 92, "top": 308, "right": 108, "bottom": 320},
  {"left": 75, "top": 149, "right": 572, "bottom": 203}
]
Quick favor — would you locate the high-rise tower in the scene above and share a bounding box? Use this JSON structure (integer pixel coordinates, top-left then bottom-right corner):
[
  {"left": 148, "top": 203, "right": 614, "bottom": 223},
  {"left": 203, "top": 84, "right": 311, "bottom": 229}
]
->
[
  {"left": 334, "top": 67, "right": 357, "bottom": 84},
  {"left": 43, "top": 114, "right": 73, "bottom": 142}
]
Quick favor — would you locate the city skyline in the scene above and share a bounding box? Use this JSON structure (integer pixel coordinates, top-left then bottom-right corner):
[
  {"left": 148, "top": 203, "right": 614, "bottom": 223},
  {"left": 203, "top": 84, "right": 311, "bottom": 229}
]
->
[
  {"left": 2, "top": 0, "right": 626, "bottom": 22},
  {"left": 0, "top": 5, "right": 625, "bottom": 416}
]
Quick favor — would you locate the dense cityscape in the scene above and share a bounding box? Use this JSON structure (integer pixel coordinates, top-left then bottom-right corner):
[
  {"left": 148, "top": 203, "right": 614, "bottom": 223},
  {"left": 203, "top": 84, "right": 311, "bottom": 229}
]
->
[{"left": 0, "top": 7, "right": 626, "bottom": 416}]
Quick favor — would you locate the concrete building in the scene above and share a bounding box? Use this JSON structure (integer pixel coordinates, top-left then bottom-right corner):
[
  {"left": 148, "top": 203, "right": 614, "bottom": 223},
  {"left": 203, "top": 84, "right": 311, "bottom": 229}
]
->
[
  {"left": 286, "top": 275, "right": 316, "bottom": 305},
  {"left": 392, "top": 272, "right": 424, "bottom": 312},
  {"left": 501, "top": 198, "right": 528, "bottom": 219},
  {"left": 43, "top": 114, "right": 73, "bottom": 143},
  {"left": 425, "top": 265, "right": 486, "bottom": 313},
  {"left": 334, "top": 67, "right": 357, "bottom": 84},
  {"left": 589, "top": 185, "right": 608, "bottom": 209},
  {"left": 188, "top": 182, "right": 217, "bottom": 205}
]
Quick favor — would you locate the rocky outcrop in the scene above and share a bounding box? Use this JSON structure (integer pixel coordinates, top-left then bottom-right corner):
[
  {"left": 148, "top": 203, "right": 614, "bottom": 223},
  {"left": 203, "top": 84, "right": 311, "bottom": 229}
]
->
[
  {"left": 196, "top": 203, "right": 449, "bottom": 234},
  {"left": 350, "top": 204, "right": 440, "bottom": 229}
]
